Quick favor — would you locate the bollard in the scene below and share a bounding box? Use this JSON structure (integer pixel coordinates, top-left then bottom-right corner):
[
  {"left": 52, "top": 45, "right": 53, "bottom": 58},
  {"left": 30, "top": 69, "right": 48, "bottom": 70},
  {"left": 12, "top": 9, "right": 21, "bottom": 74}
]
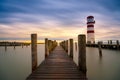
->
[
  {"left": 69, "top": 39, "right": 73, "bottom": 58},
  {"left": 31, "top": 34, "right": 37, "bottom": 72},
  {"left": 45, "top": 38, "right": 49, "bottom": 57},
  {"left": 78, "top": 34, "right": 86, "bottom": 73},
  {"left": 98, "top": 42, "right": 102, "bottom": 57}
]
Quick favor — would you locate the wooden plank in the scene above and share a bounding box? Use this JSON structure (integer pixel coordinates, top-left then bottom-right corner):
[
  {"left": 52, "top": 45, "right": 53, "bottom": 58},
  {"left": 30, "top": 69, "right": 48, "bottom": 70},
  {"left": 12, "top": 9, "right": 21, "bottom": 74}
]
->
[{"left": 26, "top": 46, "right": 87, "bottom": 80}]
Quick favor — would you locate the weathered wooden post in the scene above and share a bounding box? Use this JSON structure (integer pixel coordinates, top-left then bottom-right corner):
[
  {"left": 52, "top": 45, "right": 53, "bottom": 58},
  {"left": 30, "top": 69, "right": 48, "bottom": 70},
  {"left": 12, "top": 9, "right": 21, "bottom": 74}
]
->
[
  {"left": 75, "top": 42, "right": 77, "bottom": 51},
  {"left": 78, "top": 34, "right": 86, "bottom": 73},
  {"left": 116, "top": 40, "right": 119, "bottom": 50},
  {"left": 65, "top": 40, "right": 68, "bottom": 52},
  {"left": 63, "top": 40, "right": 66, "bottom": 50},
  {"left": 45, "top": 38, "right": 49, "bottom": 57},
  {"left": 69, "top": 39, "right": 73, "bottom": 58},
  {"left": 48, "top": 40, "right": 51, "bottom": 53},
  {"left": 98, "top": 42, "right": 102, "bottom": 57},
  {"left": 31, "top": 34, "right": 37, "bottom": 72},
  {"left": 110, "top": 40, "right": 112, "bottom": 44},
  {"left": 22, "top": 43, "right": 24, "bottom": 48},
  {"left": 14, "top": 42, "right": 16, "bottom": 49},
  {"left": 108, "top": 40, "right": 109, "bottom": 44},
  {"left": 5, "top": 42, "right": 7, "bottom": 51}
]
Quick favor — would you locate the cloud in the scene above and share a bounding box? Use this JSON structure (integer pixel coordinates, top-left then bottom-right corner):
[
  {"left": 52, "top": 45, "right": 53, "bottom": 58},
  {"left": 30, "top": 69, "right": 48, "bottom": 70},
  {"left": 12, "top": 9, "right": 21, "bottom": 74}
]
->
[{"left": 0, "top": 0, "right": 120, "bottom": 41}]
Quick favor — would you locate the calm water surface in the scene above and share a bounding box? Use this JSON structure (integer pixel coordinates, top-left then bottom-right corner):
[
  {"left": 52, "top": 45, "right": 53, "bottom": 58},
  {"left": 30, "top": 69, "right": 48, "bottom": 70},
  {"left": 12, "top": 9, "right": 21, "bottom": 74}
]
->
[
  {"left": 0, "top": 45, "right": 120, "bottom": 80},
  {"left": 86, "top": 47, "right": 120, "bottom": 80},
  {"left": 0, "top": 44, "right": 45, "bottom": 80}
]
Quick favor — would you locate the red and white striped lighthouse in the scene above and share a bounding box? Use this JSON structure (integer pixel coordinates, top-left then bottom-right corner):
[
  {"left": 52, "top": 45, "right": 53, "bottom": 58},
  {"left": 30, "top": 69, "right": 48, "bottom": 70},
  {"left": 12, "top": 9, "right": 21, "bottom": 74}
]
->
[{"left": 87, "top": 16, "right": 95, "bottom": 43}]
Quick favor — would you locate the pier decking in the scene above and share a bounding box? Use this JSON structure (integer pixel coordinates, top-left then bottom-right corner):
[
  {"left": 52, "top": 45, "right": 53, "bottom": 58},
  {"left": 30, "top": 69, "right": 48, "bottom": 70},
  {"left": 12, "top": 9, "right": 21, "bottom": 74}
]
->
[{"left": 26, "top": 46, "right": 87, "bottom": 80}]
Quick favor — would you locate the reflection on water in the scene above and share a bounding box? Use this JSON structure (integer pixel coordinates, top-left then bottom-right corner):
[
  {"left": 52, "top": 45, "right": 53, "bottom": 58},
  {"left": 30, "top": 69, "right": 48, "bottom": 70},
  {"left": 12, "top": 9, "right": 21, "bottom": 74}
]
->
[{"left": 0, "top": 44, "right": 45, "bottom": 80}]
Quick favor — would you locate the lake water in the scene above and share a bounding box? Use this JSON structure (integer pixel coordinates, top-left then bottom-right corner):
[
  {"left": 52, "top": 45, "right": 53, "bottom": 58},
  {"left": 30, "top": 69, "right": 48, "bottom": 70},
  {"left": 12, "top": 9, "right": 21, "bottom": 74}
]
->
[
  {"left": 86, "top": 47, "right": 120, "bottom": 80},
  {"left": 0, "top": 44, "right": 45, "bottom": 80},
  {"left": 0, "top": 44, "right": 120, "bottom": 80}
]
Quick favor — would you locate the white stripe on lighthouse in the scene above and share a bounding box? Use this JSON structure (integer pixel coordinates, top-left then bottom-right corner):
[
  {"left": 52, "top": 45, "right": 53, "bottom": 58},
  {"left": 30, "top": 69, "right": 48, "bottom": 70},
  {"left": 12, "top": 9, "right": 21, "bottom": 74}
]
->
[
  {"left": 87, "top": 27, "right": 94, "bottom": 31},
  {"left": 87, "top": 23, "right": 94, "bottom": 25}
]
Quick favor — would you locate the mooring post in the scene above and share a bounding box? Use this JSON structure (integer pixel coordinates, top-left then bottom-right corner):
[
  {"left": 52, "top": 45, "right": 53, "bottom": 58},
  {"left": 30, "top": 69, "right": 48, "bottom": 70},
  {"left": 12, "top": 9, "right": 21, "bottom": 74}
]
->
[
  {"left": 75, "top": 42, "right": 77, "bottom": 51},
  {"left": 65, "top": 40, "right": 68, "bottom": 52},
  {"left": 45, "top": 38, "right": 49, "bottom": 57},
  {"left": 110, "top": 40, "right": 112, "bottom": 44},
  {"left": 63, "top": 41, "right": 65, "bottom": 49},
  {"left": 48, "top": 40, "right": 51, "bottom": 53},
  {"left": 5, "top": 42, "right": 7, "bottom": 51},
  {"left": 108, "top": 40, "right": 109, "bottom": 44},
  {"left": 98, "top": 42, "right": 102, "bottom": 57},
  {"left": 78, "top": 34, "right": 86, "bottom": 73},
  {"left": 14, "top": 42, "right": 16, "bottom": 49},
  {"left": 116, "top": 40, "right": 119, "bottom": 50},
  {"left": 69, "top": 39, "right": 73, "bottom": 58},
  {"left": 31, "top": 34, "right": 37, "bottom": 72},
  {"left": 22, "top": 43, "right": 24, "bottom": 48}
]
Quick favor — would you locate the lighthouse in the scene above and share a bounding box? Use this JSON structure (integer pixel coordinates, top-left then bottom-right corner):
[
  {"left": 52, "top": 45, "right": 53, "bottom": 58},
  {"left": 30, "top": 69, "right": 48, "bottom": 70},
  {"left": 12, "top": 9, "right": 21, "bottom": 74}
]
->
[{"left": 87, "top": 16, "right": 95, "bottom": 44}]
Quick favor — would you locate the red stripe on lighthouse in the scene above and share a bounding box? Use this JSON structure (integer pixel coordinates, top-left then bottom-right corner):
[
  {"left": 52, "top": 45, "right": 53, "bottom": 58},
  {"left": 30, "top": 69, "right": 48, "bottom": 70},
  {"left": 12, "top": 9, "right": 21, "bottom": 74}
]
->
[
  {"left": 87, "top": 25, "right": 94, "bottom": 27},
  {"left": 87, "top": 31, "right": 94, "bottom": 33}
]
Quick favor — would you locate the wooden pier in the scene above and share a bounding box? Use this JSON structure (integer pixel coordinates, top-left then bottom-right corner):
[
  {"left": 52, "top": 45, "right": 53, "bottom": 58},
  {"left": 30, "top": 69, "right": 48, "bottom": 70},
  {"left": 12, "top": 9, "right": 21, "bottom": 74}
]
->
[
  {"left": 86, "top": 43, "right": 120, "bottom": 50},
  {"left": 26, "top": 46, "right": 87, "bottom": 80}
]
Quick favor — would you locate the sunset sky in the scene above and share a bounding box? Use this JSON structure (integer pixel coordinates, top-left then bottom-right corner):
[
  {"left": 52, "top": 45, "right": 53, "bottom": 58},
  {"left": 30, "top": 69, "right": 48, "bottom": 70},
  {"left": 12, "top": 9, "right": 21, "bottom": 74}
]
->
[{"left": 0, "top": 0, "right": 120, "bottom": 42}]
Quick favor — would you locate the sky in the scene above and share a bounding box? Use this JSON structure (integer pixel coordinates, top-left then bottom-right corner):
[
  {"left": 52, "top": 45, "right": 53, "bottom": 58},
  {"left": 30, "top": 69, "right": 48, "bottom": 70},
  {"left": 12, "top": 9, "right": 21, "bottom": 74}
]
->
[{"left": 0, "top": 0, "right": 120, "bottom": 42}]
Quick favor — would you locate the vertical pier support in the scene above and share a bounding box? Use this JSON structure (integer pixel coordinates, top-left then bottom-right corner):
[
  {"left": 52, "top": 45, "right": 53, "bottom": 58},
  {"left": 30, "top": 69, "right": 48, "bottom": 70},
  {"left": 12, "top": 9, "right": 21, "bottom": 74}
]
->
[
  {"left": 98, "top": 42, "right": 102, "bottom": 57},
  {"left": 5, "top": 42, "right": 7, "bottom": 51},
  {"left": 116, "top": 40, "right": 119, "bottom": 50},
  {"left": 75, "top": 42, "right": 77, "bottom": 51},
  {"left": 65, "top": 40, "right": 68, "bottom": 52},
  {"left": 45, "top": 38, "right": 49, "bottom": 58},
  {"left": 22, "top": 43, "right": 24, "bottom": 48},
  {"left": 69, "top": 39, "right": 73, "bottom": 58},
  {"left": 31, "top": 34, "right": 37, "bottom": 72},
  {"left": 14, "top": 42, "right": 16, "bottom": 50},
  {"left": 78, "top": 34, "right": 86, "bottom": 73},
  {"left": 108, "top": 40, "right": 109, "bottom": 44},
  {"left": 110, "top": 40, "right": 112, "bottom": 44}
]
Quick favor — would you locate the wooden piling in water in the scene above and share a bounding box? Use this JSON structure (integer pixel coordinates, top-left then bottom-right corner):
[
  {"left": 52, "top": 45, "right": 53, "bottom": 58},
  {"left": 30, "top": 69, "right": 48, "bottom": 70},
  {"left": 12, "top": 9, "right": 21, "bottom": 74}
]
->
[
  {"left": 45, "top": 38, "right": 49, "bottom": 57},
  {"left": 98, "top": 42, "right": 102, "bottom": 57},
  {"left": 108, "top": 40, "right": 110, "bottom": 44},
  {"left": 78, "top": 34, "right": 86, "bottom": 73},
  {"left": 13, "top": 42, "right": 16, "bottom": 49},
  {"left": 75, "top": 42, "right": 77, "bottom": 51},
  {"left": 116, "top": 40, "right": 119, "bottom": 50},
  {"left": 69, "top": 39, "right": 73, "bottom": 58},
  {"left": 31, "top": 34, "right": 37, "bottom": 72},
  {"left": 110, "top": 40, "right": 112, "bottom": 44},
  {"left": 48, "top": 40, "right": 53, "bottom": 53},
  {"left": 65, "top": 40, "right": 68, "bottom": 52},
  {"left": 22, "top": 43, "right": 24, "bottom": 48},
  {"left": 5, "top": 42, "right": 7, "bottom": 51}
]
